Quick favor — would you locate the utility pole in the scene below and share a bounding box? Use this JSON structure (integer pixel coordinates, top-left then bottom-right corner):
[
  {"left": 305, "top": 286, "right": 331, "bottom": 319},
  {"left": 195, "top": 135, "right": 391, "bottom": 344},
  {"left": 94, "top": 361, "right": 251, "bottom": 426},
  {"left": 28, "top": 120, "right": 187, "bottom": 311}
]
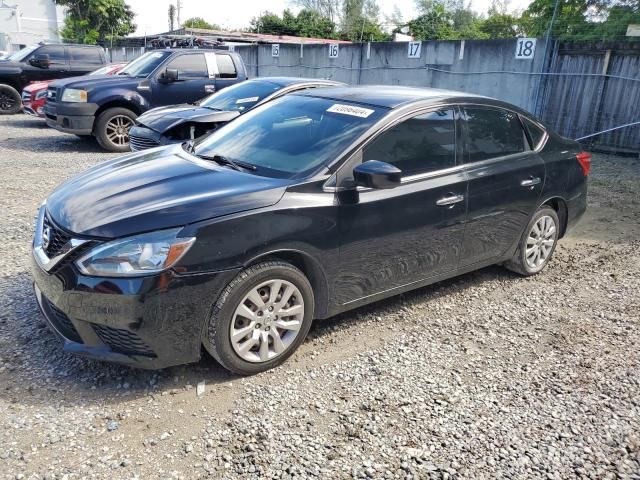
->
[{"left": 176, "top": 0, "right": 182, "bottom": 29}]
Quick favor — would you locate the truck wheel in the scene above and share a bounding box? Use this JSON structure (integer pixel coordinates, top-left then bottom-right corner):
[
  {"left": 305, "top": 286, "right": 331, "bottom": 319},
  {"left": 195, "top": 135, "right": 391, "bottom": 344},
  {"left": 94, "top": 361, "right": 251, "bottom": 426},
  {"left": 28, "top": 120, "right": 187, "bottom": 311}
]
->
[
  {"left": 0, "top": 85, "right": 22, "bottom": 115},
  {"left": 94, "top": 107, "right": 136, "bottom": 152}
]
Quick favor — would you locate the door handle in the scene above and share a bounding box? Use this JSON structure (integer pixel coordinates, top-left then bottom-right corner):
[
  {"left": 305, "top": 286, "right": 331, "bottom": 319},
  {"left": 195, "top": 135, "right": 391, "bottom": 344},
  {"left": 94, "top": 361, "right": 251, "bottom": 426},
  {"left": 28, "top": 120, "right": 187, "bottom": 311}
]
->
[
  {"left": 436, "top": 194, "right": 465, "bottom": 207},
  {"left": 521, "top": 176, "right": 541, "bottom": 187}
]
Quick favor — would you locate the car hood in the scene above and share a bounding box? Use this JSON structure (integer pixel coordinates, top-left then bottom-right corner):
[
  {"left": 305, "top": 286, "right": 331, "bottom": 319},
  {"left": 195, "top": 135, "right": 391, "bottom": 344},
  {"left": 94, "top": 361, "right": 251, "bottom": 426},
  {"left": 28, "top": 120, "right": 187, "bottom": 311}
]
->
[
  {"left": 0, "top": 60, "right": 22, "bottom": 73},
  {"left": 46, "top": 145, "right": 290, "bottom": 239},
  {"left": 24, "top": 80, "right": 51, "bottom": 93},
  {"left": 136, "top": 105, "right": 240, "bottom": 133},
  {"left": 49, "top": 74, "right": 139, "bottom": 92}
]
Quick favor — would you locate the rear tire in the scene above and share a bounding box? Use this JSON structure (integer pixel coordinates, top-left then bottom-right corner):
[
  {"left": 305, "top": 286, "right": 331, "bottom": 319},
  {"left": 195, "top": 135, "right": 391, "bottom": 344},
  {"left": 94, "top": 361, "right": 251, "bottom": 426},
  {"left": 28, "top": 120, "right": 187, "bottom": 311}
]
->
[
  {"left": 505, "top": 206, "right": 559, "bottom": 276},
  {"left": 203, "top": 261, "right": 314, "bottom": 375},
  {"left": 94, "top": 107, "right": 136, "bottom": 152},
  {"left": 0, "top": 84, "right": 22, "bottom": 115}
]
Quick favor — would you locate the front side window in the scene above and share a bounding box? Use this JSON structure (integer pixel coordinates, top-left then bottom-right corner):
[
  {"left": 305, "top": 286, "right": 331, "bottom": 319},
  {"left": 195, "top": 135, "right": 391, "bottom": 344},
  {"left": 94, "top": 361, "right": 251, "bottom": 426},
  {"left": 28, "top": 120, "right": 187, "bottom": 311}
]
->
[
  {"left": 200, "top": 80, "right": 282, "bottom": 112},
  {"left": 464, "top": 107, "right": 526, "bottom": 162},
  {"left": 7, "top": 44, "right": 39, "bottom": 61},
  {"left": 117, "top": 51, "right": 172, "bottom": 78},
  {"left": 165, "top": 53, "right": 208, "bottom": 79},
  {"left": 363, "top": 109, "right": 456, "bottom": 177},
  {"left": 37, "top": 45, "right": 66, "bottom": 63},
  {"left": 216, "top": 55, "right": 236, "bottom": 78},
  {"left": 195, "top": 95, "right": 386, "bottom": 179}
]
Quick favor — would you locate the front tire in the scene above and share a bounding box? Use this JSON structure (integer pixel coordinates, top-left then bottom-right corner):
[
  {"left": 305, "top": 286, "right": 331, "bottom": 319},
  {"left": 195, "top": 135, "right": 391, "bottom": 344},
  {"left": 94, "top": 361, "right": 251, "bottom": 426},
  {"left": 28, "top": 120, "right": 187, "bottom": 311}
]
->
[
  {"left": 0, "top": 84, "right": 22, "bottom": 115},
  {"left": 505, "top": 206, "right": 560, "bottom": 276},
  {"left": 94, "top": 107, "right": 136, "bottom": 152},
  {"left": 203, "top": 261, "right": 314, "bottom": 375}
]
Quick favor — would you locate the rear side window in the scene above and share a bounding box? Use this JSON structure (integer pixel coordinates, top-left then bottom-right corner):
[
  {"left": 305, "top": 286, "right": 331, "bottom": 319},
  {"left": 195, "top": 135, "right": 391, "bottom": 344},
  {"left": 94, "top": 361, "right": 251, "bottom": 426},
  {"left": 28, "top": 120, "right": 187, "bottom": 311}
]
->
[
  {"left": 464, "top": 108, "right": 526, "bottom": 162},
  {"left": 363, "top": 109, "right": 456, "bottom": 177},
  {"left": 165, "top": 54, "right": 208, "bottom": 79},
  {"left": 521, "top": 116, "right": 546, "bottom": 149},
  {"left": 69, "top": 47, "right": 103, "bottom": 65},
  {"left": 35, "top": 45, "right": 66, "bottom": 63},
  {"left": 216, "top": 55, "right": 237, "bottom": 78}
]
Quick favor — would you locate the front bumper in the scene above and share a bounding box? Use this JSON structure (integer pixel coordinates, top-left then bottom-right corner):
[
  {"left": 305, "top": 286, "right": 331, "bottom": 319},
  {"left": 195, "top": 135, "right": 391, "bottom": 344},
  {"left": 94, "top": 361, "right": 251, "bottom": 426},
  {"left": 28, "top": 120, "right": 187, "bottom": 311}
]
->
[
  {"left": 44, "top": 101, "right": 98, "bottom": 135},
  {"left": 129, "top": 125, "right": 181, "bottom": 152},
  {"left": 31, "top": 249, "right": 240, "bottom": 369}
]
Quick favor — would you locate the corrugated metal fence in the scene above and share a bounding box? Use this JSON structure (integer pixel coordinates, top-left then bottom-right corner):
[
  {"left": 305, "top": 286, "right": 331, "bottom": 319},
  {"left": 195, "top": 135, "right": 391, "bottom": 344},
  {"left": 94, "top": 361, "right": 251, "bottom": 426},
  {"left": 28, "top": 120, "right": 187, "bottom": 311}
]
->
[{"left": 538, "top": 43, "right": 640, "bottom": 153}]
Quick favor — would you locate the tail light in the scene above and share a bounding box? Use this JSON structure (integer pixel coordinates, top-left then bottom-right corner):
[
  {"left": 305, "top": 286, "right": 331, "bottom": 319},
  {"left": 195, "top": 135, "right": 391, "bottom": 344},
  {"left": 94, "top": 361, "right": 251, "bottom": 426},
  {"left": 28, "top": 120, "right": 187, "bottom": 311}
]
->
[{"left": 576, "top": 152, "right": 592, "bottom": 176}]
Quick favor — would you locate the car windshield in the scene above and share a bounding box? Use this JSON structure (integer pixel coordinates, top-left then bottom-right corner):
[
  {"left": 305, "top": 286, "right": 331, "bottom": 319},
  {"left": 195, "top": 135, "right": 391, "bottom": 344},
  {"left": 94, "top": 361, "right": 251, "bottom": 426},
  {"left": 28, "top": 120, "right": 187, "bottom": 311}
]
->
[
  {"left": 195, "top": 95, "right": 386, "bottom": 179},
  {"left": 117, "top": 51, "right": 171, "bottom": 78},
  {"left": 7, "top": 45, "right": 39, "bottom": 61},
  {"left": 200, "top": 80, "right": 283, "bottom": 112}
]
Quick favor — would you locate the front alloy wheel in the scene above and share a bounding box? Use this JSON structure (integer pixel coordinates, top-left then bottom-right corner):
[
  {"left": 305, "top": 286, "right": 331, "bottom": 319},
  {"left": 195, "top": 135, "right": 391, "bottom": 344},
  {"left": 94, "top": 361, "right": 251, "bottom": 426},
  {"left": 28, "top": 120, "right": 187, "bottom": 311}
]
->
[
  {"left": 230, "top": 279, "right": 304, "bottom": 363},
  {"left": 203, "top": 261, "right": 314, "bottom": 375}
]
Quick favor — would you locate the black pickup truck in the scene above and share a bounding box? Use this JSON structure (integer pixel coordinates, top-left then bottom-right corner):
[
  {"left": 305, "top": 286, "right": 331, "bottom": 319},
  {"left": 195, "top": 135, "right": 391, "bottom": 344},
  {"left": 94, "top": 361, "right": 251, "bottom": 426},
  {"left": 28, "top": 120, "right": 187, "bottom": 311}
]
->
[
  {"left": 44, "top": 49, "right": 248, "bottom": 152},
  {"left": 0, "top": 43, "right": 107, "bottom": 114}
]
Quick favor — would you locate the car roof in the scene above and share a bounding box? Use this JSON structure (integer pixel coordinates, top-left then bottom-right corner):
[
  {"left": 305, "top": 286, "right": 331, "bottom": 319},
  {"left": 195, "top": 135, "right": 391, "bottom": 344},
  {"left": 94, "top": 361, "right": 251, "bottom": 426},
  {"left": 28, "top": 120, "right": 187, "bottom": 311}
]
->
[
  {"left": 250, "top": 77, "right": 343, "bottom": 87},
  {"left": 295, "top": 85, "right": 490, "bottom": 109}
]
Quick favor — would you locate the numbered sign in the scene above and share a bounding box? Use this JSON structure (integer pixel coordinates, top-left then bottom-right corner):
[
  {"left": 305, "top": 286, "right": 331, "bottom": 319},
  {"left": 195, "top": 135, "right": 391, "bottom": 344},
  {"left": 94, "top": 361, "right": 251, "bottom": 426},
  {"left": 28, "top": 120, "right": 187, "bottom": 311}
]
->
[
  {"left": 272, "top": 44, "right": 279, "bottom": 58},
  {"left": 515, "top": 38, "right": 536, "bottom": 59},
  {"left": 329, "top": 43, "right": 339, "bottom": 58},
  {"left": 408, "top": 42, "right": 421, "bottom": 59}
]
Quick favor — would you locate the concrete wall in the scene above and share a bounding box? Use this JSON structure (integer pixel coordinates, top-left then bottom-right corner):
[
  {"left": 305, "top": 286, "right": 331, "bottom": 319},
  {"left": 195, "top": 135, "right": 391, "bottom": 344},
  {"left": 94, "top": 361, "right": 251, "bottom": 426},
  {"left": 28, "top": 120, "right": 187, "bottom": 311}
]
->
[
  {"left": 0, "top": 0, "right": 64, "bottom": 52},
  {"left": 235, "top": 39, "right": 551, "bottom": 114}
]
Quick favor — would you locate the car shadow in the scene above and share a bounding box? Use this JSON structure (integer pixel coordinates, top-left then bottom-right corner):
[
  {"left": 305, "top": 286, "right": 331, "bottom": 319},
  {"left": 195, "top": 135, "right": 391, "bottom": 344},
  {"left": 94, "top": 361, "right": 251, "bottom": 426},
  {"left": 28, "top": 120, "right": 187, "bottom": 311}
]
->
[
  {"left": 1, "top": 117, "right": 50, "bottom": 129},
  {"left": 0, "top": 264, "right": 518, "bottom": 409},
  {"left": 1, "top": 134, "right": 112, "bottom": 154}
]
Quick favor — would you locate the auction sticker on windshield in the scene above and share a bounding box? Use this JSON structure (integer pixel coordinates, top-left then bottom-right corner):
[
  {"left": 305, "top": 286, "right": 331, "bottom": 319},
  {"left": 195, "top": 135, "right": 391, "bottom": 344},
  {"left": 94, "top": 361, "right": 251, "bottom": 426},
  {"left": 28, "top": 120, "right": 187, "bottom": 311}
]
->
[
  {"left": 327, "top": 104, "right": 375, "bottom": 118},
  {"left": 236, "top": 96, "right": 260, "bottom": 104}
]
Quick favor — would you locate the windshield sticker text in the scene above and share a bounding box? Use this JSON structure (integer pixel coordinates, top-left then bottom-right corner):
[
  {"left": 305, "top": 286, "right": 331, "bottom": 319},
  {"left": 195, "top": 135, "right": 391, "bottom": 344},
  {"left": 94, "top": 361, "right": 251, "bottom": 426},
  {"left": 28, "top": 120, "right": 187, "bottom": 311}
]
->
[{"left": 327, "top": 104, "right": 375, "bottom": 118}]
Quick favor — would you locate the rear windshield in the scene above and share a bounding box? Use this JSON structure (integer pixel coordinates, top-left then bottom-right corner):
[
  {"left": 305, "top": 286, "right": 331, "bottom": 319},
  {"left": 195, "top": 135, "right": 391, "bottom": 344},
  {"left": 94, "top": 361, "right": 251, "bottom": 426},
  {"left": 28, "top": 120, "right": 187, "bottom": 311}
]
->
[
  {"left": 117, "top": 51, "right": 171, "bottom": 78},
  {"left": 195, "top": 95, "right": 386, "bottom": 179},
  {"left": 200, "top": 80, "right": 282, "bottom": 112}
]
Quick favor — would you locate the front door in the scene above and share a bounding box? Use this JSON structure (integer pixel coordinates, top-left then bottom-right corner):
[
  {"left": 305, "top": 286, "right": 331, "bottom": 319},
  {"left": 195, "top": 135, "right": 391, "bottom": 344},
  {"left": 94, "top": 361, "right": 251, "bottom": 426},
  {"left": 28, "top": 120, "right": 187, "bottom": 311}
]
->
[
  {"left": 334, "top": 108, "right": 468, "bottom": 305},
  {"left": 150, "top": 52, "right": 214, "bottom": 107},
  {"left": 22, "top": 45, "right": 68, "bottom": 83},
  {"left": 459, "top": 106, "right": 545, "bottom": 267}
]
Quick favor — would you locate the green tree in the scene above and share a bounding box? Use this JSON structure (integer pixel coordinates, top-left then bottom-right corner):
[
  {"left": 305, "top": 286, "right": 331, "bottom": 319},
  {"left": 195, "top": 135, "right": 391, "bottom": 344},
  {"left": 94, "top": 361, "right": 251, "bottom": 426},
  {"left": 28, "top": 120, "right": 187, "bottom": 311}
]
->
[
  {"left": 480, "top": 12, "right": 521, "bottom": 37},
  {"left": 250, "top": 9, "right": 338, "bottom": 38},
  {"left": 341, "top": 0, "right": 389, "bottom": 41},
  {"left": 296, "top": 9, "right": 338, "bottom": 38},
  {"left": 409, "top": 1, "right": 456, "bottom": 39},
  {"left": 58, "top": 0, "right": 136, "bottom": 44},
  {"left": 182, "top": 17, "right": 220, "bottom": 30}
]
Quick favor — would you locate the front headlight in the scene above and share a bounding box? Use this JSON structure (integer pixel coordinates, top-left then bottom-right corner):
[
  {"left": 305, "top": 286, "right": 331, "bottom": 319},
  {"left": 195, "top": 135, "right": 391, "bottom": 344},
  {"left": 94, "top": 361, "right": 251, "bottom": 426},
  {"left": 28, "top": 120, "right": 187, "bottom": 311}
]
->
[
  {"left": 61, "top": 88, "right": 88, "bottom": 103},
  {"left": 75, "top": 228, "right": 195, "bottom": 277},
  {"left": 35, "top": 89, "right": 48, "bottom": 100}
]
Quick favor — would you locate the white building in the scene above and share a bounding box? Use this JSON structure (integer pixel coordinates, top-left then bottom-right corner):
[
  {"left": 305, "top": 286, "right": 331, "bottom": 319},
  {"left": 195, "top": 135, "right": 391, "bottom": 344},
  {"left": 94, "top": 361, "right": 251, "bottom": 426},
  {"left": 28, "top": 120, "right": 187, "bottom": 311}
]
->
[{"left": 0, "top": 0, "right": 65, "bottom": 53}]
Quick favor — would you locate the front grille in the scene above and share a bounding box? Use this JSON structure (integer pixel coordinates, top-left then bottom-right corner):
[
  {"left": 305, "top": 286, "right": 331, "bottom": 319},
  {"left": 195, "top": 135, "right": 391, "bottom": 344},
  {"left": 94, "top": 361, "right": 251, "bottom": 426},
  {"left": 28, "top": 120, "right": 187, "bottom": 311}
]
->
[
  {"left": 92, "top": 325, "right": 156, "bottom": 357},
  {"left": 22, "top": 91, "right": 31, "bottom": 102},
  {"left": 41, "top": 295, "right": 82, "bottom": 343},
  {"left": 43, "top": 215, "right": 71, "bottom": 258},
  {"left": 129, "top": 134, "right": 160, "bottom": 151}
]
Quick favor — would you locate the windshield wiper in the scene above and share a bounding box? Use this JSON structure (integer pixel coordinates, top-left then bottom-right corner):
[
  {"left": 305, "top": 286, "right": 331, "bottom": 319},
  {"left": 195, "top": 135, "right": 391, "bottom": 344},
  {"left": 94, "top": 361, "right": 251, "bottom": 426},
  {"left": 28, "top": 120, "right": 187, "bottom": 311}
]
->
[{"left": 197, "top": 153, "right": 257, "bottom": 172}]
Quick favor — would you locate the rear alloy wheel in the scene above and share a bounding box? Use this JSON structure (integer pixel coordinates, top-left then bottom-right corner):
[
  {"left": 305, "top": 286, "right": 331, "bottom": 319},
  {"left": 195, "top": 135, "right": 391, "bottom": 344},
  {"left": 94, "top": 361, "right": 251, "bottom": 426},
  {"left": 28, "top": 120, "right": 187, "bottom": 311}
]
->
[
  {"left": 203, "top": 261, "right": 314, "bottom": 375},
  {"left": 505, "top": 206, "right": 559, "bottom": 276},
  {"left": 0, "top": 84, "right": 22, "bottom": 115},
  {"left": 94, "top": 107, "right": 136, "bottom": 152}
]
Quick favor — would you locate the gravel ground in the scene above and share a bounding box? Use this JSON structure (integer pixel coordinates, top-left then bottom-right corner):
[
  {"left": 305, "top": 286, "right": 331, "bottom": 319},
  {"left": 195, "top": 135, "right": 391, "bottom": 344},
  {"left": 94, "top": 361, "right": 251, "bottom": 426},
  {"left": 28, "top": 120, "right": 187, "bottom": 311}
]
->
[{"left": 0, "top": 114, "right": 639, "bottom": 480}]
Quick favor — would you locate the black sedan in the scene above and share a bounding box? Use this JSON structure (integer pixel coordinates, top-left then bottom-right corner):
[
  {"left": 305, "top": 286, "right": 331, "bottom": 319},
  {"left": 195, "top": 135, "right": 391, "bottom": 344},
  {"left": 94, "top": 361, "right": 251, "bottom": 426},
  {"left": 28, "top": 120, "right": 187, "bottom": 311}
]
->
[
  {"left": 31, "top": 86, "right": 590, "bottom": 375},
  {"left": 128, "top": 77, "right": 342, "bottom": 151}
]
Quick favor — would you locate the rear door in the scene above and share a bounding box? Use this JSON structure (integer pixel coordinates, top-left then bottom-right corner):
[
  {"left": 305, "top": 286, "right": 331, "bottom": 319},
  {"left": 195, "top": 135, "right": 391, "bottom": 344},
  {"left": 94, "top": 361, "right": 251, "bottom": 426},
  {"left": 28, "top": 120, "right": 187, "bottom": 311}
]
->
[
  {"left": 68, "top": 46, "right": 104, "bottom": 76},
  {"left": 150, "top": 52, "right": 213, "bottom": 106},
  {"left": 335, "top": 108, "right": 468, "bottom": 305},
  {"left": 459, "top": 106, "right": 545, "bottom": 267}
]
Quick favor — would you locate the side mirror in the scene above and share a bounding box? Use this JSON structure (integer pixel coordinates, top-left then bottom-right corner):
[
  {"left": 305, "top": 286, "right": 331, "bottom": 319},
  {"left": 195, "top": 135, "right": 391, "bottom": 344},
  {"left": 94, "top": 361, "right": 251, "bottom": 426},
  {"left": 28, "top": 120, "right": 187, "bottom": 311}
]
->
[
  {"left": 29, "top": 54, "right": 50, "bottom": 68},
  {"left": 161, "top": 68, "right": 178, "bottom": 83},
  {"left": 353, "top": 160, "right": 402, "bottom": 189}
]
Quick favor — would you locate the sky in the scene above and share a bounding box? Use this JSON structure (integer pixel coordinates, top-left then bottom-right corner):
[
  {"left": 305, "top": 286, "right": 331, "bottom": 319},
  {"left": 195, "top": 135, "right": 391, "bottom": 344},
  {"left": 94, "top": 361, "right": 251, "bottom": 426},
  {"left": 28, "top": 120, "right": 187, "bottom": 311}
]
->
[{"left": 128, "top": 0, "right": 533, "bottom": 37}]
